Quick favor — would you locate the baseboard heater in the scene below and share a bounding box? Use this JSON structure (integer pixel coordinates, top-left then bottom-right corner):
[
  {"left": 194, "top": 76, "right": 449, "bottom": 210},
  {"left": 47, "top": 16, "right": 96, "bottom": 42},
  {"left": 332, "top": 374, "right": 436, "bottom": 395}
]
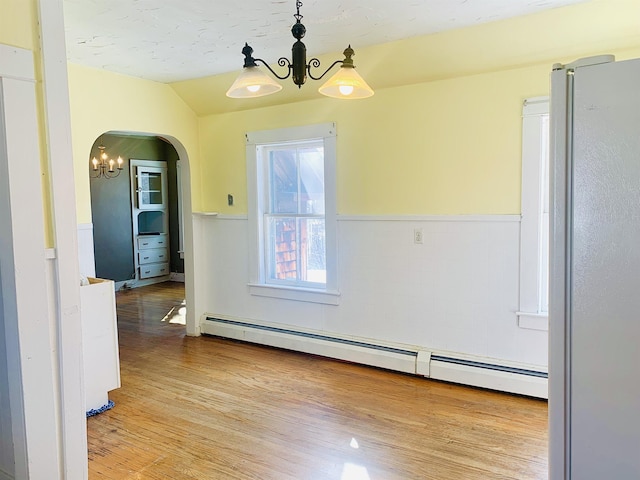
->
[{"left": 202, "top": 317, "right": 548, "bottom": 399}]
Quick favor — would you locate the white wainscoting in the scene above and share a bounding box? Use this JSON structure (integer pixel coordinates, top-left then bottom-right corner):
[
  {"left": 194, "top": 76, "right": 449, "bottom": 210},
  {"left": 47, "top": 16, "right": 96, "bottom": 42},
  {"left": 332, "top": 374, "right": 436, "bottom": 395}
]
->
[
  {"left": 77, "top": 223, "right": 96, "bottom": 278},
  {"left": 198, "top": 214, "right": 549, "bottom": 394}
]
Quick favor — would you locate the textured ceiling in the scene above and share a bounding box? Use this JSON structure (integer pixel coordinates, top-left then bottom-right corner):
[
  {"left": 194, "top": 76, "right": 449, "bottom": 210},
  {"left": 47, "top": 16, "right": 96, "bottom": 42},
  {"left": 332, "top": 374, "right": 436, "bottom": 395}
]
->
[{"left": 62, "top": 0, "right": 590, "bottom": 83}]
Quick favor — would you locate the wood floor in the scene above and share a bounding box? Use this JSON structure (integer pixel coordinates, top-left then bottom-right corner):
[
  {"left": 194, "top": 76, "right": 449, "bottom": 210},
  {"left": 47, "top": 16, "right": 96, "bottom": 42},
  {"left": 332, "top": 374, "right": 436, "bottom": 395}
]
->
[{"left": 87, "top": 281, "right": 548, "bottom": 479}]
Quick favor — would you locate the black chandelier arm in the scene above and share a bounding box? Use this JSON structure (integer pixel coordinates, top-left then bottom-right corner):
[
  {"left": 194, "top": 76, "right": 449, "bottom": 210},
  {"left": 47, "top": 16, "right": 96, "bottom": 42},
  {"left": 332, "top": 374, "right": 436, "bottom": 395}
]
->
[
  {"left": 252, "top": 57, "right": 292, "bottom": 80},
  {"left": 307, "top": 58, "right": 344, "bottom": 81}
]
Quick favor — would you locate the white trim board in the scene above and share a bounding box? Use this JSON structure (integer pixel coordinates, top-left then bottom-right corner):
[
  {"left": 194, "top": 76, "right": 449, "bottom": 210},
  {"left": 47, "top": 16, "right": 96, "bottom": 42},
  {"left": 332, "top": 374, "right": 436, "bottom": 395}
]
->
[
  {"left": 337, "top": 214, "right": 521, "bottom": 222},
  {"left": 517, "top": 312, "right": 549, "bottom": 331},
  {"left": 0, "top": 44, "right": 35, "bottom": 81},
  {"left": 0, "top": 43, "right": 60, "bottom": 479},
  {"left": 201, "top": 214, "right": 246, "bottom": 220},
  {"left": 201, "top": 316, "right": 548, "bottom": 399},
  {"left": 77, "top": 223, "right": 96, "bottom": 278},
  {"left": 38, "top": 0, "right": 89, "bottom": 476},
  {"left": 196, "top": 214, "right": 520, "bottom": 222}
]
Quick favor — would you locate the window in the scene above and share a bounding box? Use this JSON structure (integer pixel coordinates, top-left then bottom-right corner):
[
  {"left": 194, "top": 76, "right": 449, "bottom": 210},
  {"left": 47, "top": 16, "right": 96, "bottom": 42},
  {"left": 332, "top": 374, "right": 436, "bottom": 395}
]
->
[
  {"left": 246, "top": 123, "right": 339, "bottom": 305},
  {"left": 518, "top": 97, "right": 549, "bottom": 330}
]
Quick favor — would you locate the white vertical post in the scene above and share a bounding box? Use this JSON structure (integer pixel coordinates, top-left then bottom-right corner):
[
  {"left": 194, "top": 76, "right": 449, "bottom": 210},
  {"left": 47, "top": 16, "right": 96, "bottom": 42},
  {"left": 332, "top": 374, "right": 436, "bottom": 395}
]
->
[
  {"left": 37, "top": 0, "right": 88, "bottom": 477},
  {"left": 0, "top": 45, "right": 63, "bottom": 480}
]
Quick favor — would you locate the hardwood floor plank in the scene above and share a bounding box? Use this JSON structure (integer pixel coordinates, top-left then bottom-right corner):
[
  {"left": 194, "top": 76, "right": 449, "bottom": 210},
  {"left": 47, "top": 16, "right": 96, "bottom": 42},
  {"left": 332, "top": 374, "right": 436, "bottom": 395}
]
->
[{"left": 87, "top": 281, "right": 548, "bottom": 479}]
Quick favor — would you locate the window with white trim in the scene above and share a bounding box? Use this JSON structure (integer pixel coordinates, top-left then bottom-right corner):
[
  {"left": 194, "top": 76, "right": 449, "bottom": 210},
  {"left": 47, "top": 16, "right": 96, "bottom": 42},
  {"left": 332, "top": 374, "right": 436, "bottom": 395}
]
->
[
  {"left": 246, "top": 123, "right": 339, "bottom": 305},
  {"left": 518, "top": 97, "right": 549, "bottom": 330}
]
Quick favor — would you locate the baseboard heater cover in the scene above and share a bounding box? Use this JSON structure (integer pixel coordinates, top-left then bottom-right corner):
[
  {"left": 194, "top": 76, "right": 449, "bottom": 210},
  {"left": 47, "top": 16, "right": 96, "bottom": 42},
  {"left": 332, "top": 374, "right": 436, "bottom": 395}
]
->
[
  {"left": 204, "top": 317, "right": 417, "bottom": 373},
  {"left": 203, "top": 316, "right": 548, "bottom": 398}
]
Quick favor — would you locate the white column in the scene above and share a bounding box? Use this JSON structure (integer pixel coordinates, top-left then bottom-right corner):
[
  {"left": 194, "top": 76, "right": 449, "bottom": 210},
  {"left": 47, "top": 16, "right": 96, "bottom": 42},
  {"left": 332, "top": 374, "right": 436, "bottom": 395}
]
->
[
  {"left": 37, "top": 0, "right": 88, "bottom": 477},
  {"left": 0, "top": 44, "right": 63, "bottom": 480}
]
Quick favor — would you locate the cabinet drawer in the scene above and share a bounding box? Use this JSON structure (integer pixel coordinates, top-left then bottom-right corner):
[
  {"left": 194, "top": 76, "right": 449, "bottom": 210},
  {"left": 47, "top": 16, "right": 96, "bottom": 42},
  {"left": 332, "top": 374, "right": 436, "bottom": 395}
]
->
[
  {"left": 138, "top": 248, "right": 168, "bottom": 265},
  {"left": 137, "top": 234, "right": 167, "bottom": 250},
  {"left": 139, "top": 263, "right": 169, "bottom": 279}
]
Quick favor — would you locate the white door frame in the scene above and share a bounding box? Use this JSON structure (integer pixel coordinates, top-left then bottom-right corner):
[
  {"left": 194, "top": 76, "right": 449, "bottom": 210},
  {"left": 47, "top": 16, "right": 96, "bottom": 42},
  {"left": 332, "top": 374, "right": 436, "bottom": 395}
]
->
[
  {"left": 38, "top": 0, "right": 88, "bottom": 477},
  {"left": 0, "top": 39, "right": 79, "bottom": 479}
]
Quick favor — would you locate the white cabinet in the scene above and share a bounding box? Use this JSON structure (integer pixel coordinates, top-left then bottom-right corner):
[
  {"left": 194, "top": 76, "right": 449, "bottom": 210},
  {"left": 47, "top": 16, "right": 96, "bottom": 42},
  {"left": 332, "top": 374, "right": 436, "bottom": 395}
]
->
[
  {"left": 137, "top": 233, "right": 169, "bottom": 278},
  {"left": 137, "top": 235, "right": 168, "bottom": 250},
  {"left": 139, "top": 262, "right": 170, "bottom": 279},
  {"left": 131, "top": 160, "right": 170, "bottom": 283},
  {"left": 138, "top": 247, "right": 168, "bottom": 265},
  {"left": 80, "top": 277, "right": 120, "bottom": 412}
]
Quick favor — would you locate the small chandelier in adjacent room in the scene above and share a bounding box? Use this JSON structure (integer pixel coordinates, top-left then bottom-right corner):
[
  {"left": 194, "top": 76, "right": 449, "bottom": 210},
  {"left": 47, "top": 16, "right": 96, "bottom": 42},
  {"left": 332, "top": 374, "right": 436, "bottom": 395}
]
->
[
  {"left": 226, "top": 1, "right": 374, "bottom": 100},
  {"left": 90, "top": 140, "right": 123, "bottom": 179}
]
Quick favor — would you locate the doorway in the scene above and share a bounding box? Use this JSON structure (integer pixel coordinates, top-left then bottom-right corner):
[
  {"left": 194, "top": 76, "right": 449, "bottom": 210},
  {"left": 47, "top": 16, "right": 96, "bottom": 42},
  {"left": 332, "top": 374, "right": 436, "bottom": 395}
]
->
[{"left": 88, "top": 133, "right": 184, "bottom": 290}]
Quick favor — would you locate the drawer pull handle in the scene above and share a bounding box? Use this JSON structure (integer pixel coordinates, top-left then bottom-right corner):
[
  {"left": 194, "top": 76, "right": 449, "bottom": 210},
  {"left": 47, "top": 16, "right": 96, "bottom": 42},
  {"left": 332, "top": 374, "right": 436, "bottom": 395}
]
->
[{"left": 143, "top": 256, "right": 149, "bottom": 260}]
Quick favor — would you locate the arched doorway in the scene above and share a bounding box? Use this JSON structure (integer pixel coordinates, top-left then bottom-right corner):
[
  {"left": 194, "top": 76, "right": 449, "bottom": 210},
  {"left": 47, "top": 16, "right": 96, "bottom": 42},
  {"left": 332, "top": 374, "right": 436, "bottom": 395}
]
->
[{"left": 84, "top": 130, "right": 198, "bottom": 335}]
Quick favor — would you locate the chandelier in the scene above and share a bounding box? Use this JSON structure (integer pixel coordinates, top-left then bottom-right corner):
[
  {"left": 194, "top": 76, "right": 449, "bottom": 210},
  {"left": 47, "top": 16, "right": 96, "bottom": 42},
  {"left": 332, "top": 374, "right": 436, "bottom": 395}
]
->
[
  {"left": 226, "top": 1, "right": 374, "bottom": 100},
  {"left": 90, "top": 140, "right": 123, "bottom": 179}
]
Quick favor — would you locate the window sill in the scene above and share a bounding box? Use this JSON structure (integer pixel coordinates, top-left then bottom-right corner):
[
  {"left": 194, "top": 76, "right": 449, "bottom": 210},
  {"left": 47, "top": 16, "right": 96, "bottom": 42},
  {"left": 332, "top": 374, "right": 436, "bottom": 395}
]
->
[
  {"left": 516, "top": 312, "right": 548, "bottom": 331},
  {"left": 248, "top": 283, "right": 340, "bottom": 305}
]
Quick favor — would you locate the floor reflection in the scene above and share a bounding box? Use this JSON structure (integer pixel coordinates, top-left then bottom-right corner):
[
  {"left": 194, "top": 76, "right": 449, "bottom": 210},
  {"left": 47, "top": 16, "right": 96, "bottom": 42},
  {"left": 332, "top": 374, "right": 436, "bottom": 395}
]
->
[
  {"left": 160, "top": 299, "right": 186, "bottom": 324},
  {"left": 341, "top": 462, "right": 370, "bottom": 480}
]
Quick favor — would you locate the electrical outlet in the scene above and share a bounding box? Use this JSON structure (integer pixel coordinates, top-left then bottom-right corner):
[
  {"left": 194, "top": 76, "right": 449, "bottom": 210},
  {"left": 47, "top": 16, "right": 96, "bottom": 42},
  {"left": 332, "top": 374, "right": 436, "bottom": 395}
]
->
[
  {"left": 227, "top": 194, "right": 234, "bottom": 206},
  {"left": 414, "top": 228, "right": 424, "bottom": 244}
]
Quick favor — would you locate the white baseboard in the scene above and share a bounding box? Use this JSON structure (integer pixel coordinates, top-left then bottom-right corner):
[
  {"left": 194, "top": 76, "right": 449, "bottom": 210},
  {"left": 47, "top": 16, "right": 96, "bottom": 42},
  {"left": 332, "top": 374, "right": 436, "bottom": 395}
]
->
[
  {"left": 201, "top": 316, "right": 548, "bottom": 399},
  {"left": 170, "top": 272, "right": 185, "bottom": 282},
  {"left": 115, "top": 275, "right": 170, "bottom": 291}
]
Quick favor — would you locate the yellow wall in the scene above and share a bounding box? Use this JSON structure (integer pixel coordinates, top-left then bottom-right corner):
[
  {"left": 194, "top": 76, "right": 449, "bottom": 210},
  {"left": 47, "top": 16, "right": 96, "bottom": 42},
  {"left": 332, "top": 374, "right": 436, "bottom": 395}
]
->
[
  {"left": 199, "top": 63, "right": 544, "bottom": 215},
  {"left": 199, "top": 48, "right": 640, "bottom": 216},
  {"left": 0, "top": 0, "right": 35, "bottom": 49},
  {"left": 0, "top": 0, "right": 57, "bottom": 244},
  {"left": 190, "top": 0, "right": 640, "bottom": 215},
  {"left": 64, "top": 0, "right": 640, "bottom": 218},
  {"left": 67, "top": 64, "right": 201, "bottom": 223}
]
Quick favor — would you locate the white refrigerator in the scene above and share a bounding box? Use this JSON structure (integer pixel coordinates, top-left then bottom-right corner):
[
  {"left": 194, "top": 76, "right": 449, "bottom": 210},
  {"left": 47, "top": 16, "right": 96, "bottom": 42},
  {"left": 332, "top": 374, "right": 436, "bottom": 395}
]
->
[{"left": 550, "top": 56, "right": 640, "bottom": 479}]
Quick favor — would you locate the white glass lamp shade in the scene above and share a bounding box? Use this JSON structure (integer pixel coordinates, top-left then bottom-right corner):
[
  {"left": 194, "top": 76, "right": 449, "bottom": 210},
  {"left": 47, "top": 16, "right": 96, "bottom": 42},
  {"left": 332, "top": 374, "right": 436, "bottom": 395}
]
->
[
  {"left": 318, "top": 67, "right": 374, "bottom": 99},
  {"left": 226, "top": 66, "right": 283, "bottom": 98}
]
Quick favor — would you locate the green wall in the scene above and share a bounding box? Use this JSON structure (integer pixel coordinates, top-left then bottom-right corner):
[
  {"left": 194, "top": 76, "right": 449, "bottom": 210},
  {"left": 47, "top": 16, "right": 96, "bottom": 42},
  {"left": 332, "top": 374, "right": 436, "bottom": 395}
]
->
[{"left": 165, "top": 141, "right": 184, "bottom": 274}]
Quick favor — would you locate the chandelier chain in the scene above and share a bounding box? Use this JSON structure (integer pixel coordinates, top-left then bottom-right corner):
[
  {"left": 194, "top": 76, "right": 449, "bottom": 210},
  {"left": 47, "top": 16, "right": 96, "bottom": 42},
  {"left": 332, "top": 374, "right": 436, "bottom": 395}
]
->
[{"left": 294, "top": 1, "right": 303, "bottom": 22}]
